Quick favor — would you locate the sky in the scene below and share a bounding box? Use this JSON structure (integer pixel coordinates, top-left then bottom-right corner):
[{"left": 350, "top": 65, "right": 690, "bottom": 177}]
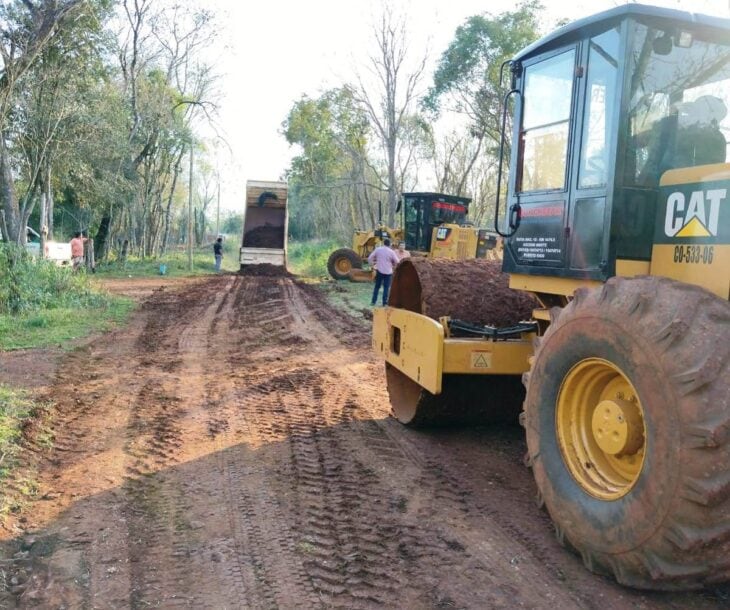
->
[{"left": 200, "top": 0, "right": 730, "bottom": 213}]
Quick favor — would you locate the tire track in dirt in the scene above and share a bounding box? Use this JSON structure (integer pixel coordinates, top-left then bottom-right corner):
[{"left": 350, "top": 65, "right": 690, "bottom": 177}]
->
[
  {"left": 182, "top": 278, "right": 565, "bottom": 609},
  {"left": 121, "top": 276, "right": 240, "bottom": 608},
  {"left": 1, "top": 273, "right": 728, "bottom": 609}
]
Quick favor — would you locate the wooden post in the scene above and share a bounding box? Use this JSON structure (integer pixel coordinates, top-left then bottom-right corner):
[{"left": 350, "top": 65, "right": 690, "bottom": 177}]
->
[{"left": 188, "top": 141, "right": 194, "bottom": 272}]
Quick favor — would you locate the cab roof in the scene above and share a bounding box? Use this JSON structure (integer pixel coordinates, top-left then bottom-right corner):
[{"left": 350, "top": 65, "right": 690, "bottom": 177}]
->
[
  {"left": 513, "top": 3, "right": 730, "bottom": 63},
  {"left": 402, "top": 192, "right": 472, "bottom": 205}
]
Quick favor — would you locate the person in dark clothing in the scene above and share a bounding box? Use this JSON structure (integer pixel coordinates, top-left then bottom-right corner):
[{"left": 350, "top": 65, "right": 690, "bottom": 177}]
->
[{"left": 213, "top": 237, "right": 223, "bottom": 272}]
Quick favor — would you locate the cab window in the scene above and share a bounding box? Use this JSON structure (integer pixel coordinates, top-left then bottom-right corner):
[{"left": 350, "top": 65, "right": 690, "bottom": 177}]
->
[
  {"left": 624, "top": 25, "right": 730, "bottom": 187},
  {"left": 578, "top": 28, "right": 620, "bottom": 189},
  {"left": 520, "top": 49, "right": 576, "bottom": 192}
]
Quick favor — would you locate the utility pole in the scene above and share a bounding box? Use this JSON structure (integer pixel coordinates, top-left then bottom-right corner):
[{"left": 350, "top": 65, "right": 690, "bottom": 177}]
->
[
  {"left": 188, "top": 140, "right": 194, "bottom": 272},
  {"left": 216, "top": 179, "right": 221, "bottom": 238}
]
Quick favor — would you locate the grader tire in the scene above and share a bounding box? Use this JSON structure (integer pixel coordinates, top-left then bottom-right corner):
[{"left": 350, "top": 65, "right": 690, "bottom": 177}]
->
[
  {"left": 327, "top": 248, "right": 362, "bottom": 280},
  {"left": 523, "top": 276, "right": 730, "bottom": 590}
]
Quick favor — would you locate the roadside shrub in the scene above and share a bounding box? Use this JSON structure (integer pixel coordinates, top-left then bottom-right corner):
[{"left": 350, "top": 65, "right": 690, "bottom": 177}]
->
[
  {"left": 288, "top": 239, "right": 339, "bottom": 277},
  {"left": 0, "top": 244, "right": 109, "bottom": 314}
]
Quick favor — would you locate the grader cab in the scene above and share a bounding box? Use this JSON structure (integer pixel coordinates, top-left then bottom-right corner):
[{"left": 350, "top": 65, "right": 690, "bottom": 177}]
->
[{"left": 373, "top": 4, "right": 729, "bottom": 590}]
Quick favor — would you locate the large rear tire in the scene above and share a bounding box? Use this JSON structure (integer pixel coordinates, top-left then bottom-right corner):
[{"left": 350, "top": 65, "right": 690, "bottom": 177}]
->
[
  {"left": 523, "top": 276, "right": 730, "bottom": 590},
  {"left": 327, "top": 248, "right": 362, "bottom": 280}
]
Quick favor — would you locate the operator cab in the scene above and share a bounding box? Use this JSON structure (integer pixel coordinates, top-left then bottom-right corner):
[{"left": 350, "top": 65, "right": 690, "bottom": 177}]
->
[
  {"left": 501, "top": 4, "right": 730, "bottom": 281},
  {"left": 402, "top": 192, "right": 472, "bottom": 254}
]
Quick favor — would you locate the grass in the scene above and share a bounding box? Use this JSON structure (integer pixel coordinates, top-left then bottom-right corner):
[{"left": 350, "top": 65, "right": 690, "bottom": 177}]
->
[
  {"left": 0, "top": 244, "right": 137, "bottom": 351},
  {"left": 287, "top": 239, "right": 339, "bottom": 278},
  {"left": 288, "top": 239, "right": 375, "bottom": 321},
  {"left": 95, "top": 239, "right": 239, "bottom": 279},
  {"left": 0, "top": 297, "right": 134, "bottom": 351},
  {"left": 0, "top": 385, "right": 51, "bottom": 516},
  {"left": 323, "top": 281, "right": 374, "bottom": 316}
]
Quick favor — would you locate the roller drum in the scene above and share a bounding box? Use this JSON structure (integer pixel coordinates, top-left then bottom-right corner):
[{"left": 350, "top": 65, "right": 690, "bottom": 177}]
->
[{"left": 386, "top": 258, "right": 536, "bottom": 427}]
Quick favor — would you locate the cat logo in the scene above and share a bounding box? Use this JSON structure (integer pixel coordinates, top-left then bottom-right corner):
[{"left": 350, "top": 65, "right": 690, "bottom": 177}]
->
[{"left": 664, "top": 188, "right": 725, "bottom": 238}]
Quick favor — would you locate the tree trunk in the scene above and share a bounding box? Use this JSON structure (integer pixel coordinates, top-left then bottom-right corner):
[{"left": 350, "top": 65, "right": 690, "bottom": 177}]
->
[
  {"left": 94, "top": 210, "right": 111, "bottom": 261},
  {"left": 387, "top": 137, "right": 397, "bottom": 227},
  {"left": 0, "top": 139, "right": 21, "bottom": 244},
  {"left": 161, "top": 154, "right": 183, "bottom": 255},
  {"left": 46, "top": 167, "right": 55, "bottom": 239}
]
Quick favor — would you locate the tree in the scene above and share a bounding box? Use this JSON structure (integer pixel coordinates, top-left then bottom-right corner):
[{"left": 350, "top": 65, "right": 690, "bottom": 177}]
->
[
  {"left": 423, "top": 1, "right": 543, "bottom": 193},
  {"left": 113, "top": 0, "right": 218, "bottom": 258},
  {"left": 346, "top": 5, "right": 428, "bottom": 227},
  {"left": 283, "top": 88, "right": 379, "bottom": 241},
  {"left": 0, "top": 0, "right": 90, "bottom": 244},
  {"left": 15, "top": 0, "right": 115, "bottom": 245}
]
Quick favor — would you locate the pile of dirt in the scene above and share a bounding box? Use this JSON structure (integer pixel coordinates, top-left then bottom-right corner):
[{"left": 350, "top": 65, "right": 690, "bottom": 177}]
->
[
  {"left": 242, "top": 224, "right": 285, "bottom": 248},
  {"left": 239, "top": 263, "right": 291, "bottom": 277},
  {"left": 389, "top": 258, "right": 537, "bottom": 327}
]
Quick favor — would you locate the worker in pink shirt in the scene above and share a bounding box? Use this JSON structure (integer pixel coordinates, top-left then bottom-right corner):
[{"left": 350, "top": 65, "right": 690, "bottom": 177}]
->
[
  {"left": 394, "top": 241, "right": 411, "bottom": 260},
  {"left": 367, "top": 238, "right": 400, "bottom": 307},
  {"left": 70, "top": 231, "right": 88, "bottom": 272}
]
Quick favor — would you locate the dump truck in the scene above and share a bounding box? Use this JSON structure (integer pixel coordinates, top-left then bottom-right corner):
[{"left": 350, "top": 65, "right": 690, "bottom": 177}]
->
[
  {"left": 327, "top": 192, "right": 500, "bottom": 280},
  {"left": 373, "top": 4, "right": 729, "bottom": 590},
  {"left": 240, "top": 180, "right": 288, "bottom": 270}
]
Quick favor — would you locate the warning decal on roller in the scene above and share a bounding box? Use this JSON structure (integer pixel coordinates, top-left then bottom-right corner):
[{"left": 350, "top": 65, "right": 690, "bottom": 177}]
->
[{"left": 471, "top": 351, "right": 493, "bottom": 370}]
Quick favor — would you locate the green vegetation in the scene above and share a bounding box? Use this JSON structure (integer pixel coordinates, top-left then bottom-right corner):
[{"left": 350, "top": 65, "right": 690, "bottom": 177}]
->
[
  {"left": 0, "top": 299, "right": 133, "bottom": 351},
  {"left": 321, "top": 281, "right": 374, "bottom": 317},
  {"left": 288, "top": 239, "right": 373, "bottom": 321},
  {"left": 95, "top": 238, "right": 239, "bottom": 279},
  {"left": 0, "top": 385, "right": 51, "bottom": 515},
  {"left": 0, "top": 245, "right": 134, "bottom": 351},
  {"left": 0, "top": 246, "right": 106, "bottom": 314},
  {"left": 288, "top": 239, "right": 339, "bottom": 278}
]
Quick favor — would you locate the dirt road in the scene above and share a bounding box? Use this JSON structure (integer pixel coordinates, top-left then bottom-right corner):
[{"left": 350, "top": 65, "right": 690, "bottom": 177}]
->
[{"left": 1, "top": 274, "right": 728, "bottom": 608}]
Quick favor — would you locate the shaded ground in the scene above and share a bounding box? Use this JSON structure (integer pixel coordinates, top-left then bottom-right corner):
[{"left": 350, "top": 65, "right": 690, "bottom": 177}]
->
[{"left": 0, "top": 273, "right": 728, "bottom": 608}]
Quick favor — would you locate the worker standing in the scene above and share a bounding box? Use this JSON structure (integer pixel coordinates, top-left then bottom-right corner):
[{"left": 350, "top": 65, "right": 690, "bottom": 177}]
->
[
  {"left": 395, "top": 241, "right": 411, "bottom": 260},
  {"left": 70, "top": 231, "right": 87, "bottom": 272},
  {"left": 368, "top": 238, "right": 400, "bottom": 307},
  {"left": 213, "top": 237, "right": 223, "bottom": 272}
]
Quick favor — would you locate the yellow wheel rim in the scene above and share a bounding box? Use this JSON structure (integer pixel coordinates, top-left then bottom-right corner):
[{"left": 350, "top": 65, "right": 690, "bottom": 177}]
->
[
  {"left": 556, "top": 358, "right": 646, "bottom": 500},
  {"left": 335, "top": 258, "right": 352, "bottom": 274}
]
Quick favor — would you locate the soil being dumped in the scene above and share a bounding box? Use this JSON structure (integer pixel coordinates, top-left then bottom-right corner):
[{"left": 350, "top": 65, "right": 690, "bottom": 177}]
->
[
  {"left": 389, "top": 258, "right": 538, "bottom": 327},
  {"left": 242, "top": 224, "right": 285, "bottom": 248},
  {"left": 239, "top": 263, "right": 291, "bottom": 277}
]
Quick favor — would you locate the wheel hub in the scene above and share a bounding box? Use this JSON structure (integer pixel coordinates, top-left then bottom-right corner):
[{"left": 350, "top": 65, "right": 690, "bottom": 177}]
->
[
  {"left": 591, "top": 398, "right": 644, "bottom": 457},
  {"left": 335, "top": 258, "right": 352, "bottom": 273},
  {"left": 556, "top": 358, "right": 646, "bottom": 500}
]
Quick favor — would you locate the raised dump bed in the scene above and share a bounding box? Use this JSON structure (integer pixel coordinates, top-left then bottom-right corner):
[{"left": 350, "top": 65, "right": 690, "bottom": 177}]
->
[{"left": 240, "top": 180, "right": 288, "bottom": 270}]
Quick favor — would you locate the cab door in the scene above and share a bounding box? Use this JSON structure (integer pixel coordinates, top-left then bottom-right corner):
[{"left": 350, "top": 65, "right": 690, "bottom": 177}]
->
[
  {"left": 505, "top": 27, "right": 621, "bottom": 279},
  {"left": 507, "top": 46, "right": 579, "bottom": 271}
]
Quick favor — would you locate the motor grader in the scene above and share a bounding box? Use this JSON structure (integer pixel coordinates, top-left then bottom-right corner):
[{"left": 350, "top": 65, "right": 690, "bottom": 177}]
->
[
  {"left": 327, "top": 192, "right": 500, "bottom": 280},
  {"left": 373, "top": 4, "right": 729, "bottom": 590},
  {"left": 327, "top": 223, "right": 403, "bottom": 280}
]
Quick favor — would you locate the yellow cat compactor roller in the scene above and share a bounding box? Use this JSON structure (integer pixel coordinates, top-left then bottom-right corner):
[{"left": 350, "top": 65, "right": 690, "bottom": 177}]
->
[{"left": 374, "top": 4, "right": 730, "bottom": 590}]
